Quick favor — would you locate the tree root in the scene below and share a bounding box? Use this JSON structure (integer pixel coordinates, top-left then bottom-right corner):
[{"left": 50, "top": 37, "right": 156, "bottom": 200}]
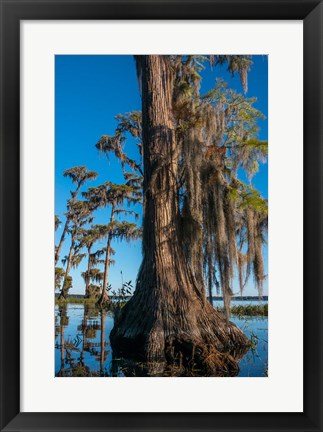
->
[{"left": 111, "top": 316, "right": 250, "bottom": 377}]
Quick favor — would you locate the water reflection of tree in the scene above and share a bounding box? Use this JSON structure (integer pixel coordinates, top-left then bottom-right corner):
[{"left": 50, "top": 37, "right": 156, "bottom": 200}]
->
[
  {"left": 75, "top": 305, "right": 99, "bottom": 376},
  {"left": 75, "top": 306, "right": 110, "bottom": 376},
  {"left": 82, "top": 308, "right": 110, "bottom": 376},
  {"left": 56, "top": 305, "right": 93, "bottom": 377},
  {"left": 55, "top": 304, "right": 68, "bottom": 377},
  {"left": 99, "top": 310, "right": 108, "bottom": 375},
  {"left": 112, "top": 351, "right": 247, "bottom": 377}
]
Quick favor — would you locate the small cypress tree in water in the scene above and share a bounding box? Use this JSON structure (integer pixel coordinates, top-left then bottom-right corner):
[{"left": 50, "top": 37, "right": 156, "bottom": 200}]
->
[
  {"left": 79, "top": 228, "right": 105, "bottom": 298},
  {"left": 83, "top": 181, "right": 141, "bottom": 307},
  {"left": 55, "top": 166, "right": 98, "bottom": 265},
  {"left": 58, "top": 200, "right": 93, "bottom": 299},
  {"left": 102, "top": 56, "right": 267, "bottom": 376}
]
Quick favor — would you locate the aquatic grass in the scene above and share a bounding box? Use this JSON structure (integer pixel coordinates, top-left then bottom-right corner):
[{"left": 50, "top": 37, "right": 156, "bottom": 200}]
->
[
  {"left": 216, "top": 303, "right": 268, "bottom": 317},
  {"left": 55, "top": 296, "right": 97, "bottom": 305}
]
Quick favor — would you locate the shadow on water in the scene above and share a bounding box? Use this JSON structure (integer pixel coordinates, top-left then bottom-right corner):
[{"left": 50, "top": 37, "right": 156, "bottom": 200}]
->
[{"left": 55, "top": 303, "right": 268, "bottom": 377}]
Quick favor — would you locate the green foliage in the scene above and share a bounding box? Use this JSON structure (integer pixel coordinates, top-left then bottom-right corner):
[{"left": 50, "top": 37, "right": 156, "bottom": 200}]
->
[
  {"left": 96, "top": 129, "right": 142, "bottom": 174},
  {"left": 80, "top": 228, "right": 101, "bottom": 250},
  {"left": 238, "top": 183, "right": 268, "bottom": 216},
  {"left": 55, "top": 267, "right": 65, "bottom": 290},
  {"left": 228, "top": 187, "right": 239, "bottom": 203},
  {"left": 63, "top": 166, "right": 98, "bottom": 187},
  {"left": 55, "top": 165, "right": 98, "bottom": 266},
  {"left": 81, "top": 268, "right": 104, "bottom": 284},
  {"left": 83, "top": 182, "right": 141, "bottom": 211},
  {"left": 62, "top": 275, "right": 72, "bottom": 296},
  {"left": 111, "top": 279, "right": 133, "bottom": 301},
  {"left": 55, "top": 215, "right": 61, "bottom": 231},
  {"left": 87, "top": 284, "right": 101, "bottom": 300},
  {"left": 210, "top": 55, "right": 252, "bottom": 93},
  {"left": 110, "top": 274, "right": 134, "bottom": 312},
  {"left": 71, "top": 253, "right": 86, "bottom": 269},
  {"left": 228, "top": 181, "right": 268, "bottom": 216}
]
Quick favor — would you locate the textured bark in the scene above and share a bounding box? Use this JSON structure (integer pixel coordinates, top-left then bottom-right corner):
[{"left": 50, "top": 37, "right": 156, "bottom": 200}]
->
[
  {"left": 110, "top": 56, "right": 249, "bottom": 376},
  {"left": 207, "top": 253, "right": 213, "bottom": 304}
]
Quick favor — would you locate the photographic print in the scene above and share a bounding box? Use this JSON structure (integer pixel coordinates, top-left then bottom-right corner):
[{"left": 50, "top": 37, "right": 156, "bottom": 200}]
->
[{"left": 55, "top": 55, "right": 268, "bottom": 378}]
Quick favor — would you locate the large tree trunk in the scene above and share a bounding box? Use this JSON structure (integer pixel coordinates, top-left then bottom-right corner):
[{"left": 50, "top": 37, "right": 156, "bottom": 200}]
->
[{"left": 110, "top": 55, "right": 249, "bottom": 376}]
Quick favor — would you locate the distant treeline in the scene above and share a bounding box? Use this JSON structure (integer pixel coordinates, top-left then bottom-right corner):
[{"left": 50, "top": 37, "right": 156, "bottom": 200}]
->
[
  {"left": 55, "top": 293, "right": 268, "bottom": 301},
  {"left": 55, "top": 293, "right": 133, "bottom": 301},
  {"left": 213, "top": 296, "right": 268, "bottom": 301}
]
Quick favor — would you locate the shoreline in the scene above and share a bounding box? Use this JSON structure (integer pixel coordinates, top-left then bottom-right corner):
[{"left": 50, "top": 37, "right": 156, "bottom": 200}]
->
[{"left": 55, "top": 297, "right": 268, "bottom": 316}]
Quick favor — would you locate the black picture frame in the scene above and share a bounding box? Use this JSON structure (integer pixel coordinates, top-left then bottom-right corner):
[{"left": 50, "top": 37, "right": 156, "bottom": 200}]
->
[{"left": 0, "top": 1, "right": 322, "bottom": 431}]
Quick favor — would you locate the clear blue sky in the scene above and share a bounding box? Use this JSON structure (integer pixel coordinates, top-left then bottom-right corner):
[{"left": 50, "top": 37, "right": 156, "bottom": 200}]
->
[{"left": 55, "top": 55, "right": 268, "bottom": 296}]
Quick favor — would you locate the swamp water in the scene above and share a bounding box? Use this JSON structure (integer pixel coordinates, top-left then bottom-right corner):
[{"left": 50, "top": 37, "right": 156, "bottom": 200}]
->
[{"left": 55, "top": 303, "right": 268, "bottom": 377}]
